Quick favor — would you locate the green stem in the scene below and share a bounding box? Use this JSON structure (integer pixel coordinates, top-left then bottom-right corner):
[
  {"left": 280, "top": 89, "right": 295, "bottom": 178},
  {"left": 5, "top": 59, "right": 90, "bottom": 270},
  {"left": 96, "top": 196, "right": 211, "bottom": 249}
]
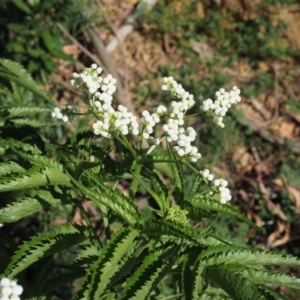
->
[
  {"left": 76, "top": 199, "right": 103, "bottom": 248},
  {"left": 71, "top": 112, "right": 93, "bottom": 116},
  {"left": 99, "top": 203, "right": 111, "bottom": 241},
  {"left": 114, "top": 134, "right": 137, "bottom": 160},
  {"left": 129, "top": 158, "right": 142, "bottom": 200},
  {"left": 113, "top": 134, "right": 141, "bottom": 199},
  {"left": 182, "top": 160, "right": 199, "bottom": 174},
  {"left": 185, "top": 113, "right": 201, "bottom": 119},
  {"left": 144, "top": 158, "right": 182, "bottom": 163}
]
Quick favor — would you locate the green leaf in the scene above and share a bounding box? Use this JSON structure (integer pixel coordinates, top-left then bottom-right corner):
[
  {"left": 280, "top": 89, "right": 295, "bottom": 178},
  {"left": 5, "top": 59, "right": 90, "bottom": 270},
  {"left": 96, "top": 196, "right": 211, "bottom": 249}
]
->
[
  {"left": 167, "top": 141, "right": 184, "bottom": 203},
  {"left": 0, "top": 59, "right": 50, "bottom": 102},
  {"left": 70, "top": 171, "right": 141, "bottom": 226},
  {"left": 198, "top": 245, "right": 300, "bottom": 267},
  {"left": 10, "top": 118, "right": 54, "bottom": 127},
  {"left": 187, "top": 194, "right": 262, "bottom": 231},
  {"left": 142, "top": 219, "right": 212, "bottom": 246},
  {"left": 120, "top": 251, "right": 173, "bottom": 299},
  {"left": 5, "top": 224, "right": 91, "bottom": 277},
  {"left": 73, "top": 244, "right": 100, "bottom": 266},
  {"left": 0, "top": 138, "right": 42, "bottom": 155},
  {"left": 139, "top": 169, "right": 171, "bottom": 212},
  {"left": 87, "top": 228, "right": 139, "bottom": 299},
  {"left": 182, "top": 201, "right": 216, "bottom": 221},
  {"left": 180, "top": 256, "right": 194, "bottom": 300},
  {"left": 42, "top": 30, "right": 55, "bottom": 51},
  {"left": 192, "top": 259, "right": 207, "bottom": 299},
  {"left": 0, "top": 106, "right": 52, "bottom": 118},
  {"left": 0, "top": 167, "right": 43, "bottom": 191},
  {"left": 0, "top": 189, "right": 74, "bottom": 223},
  {"left": 0, "top": 166, "right": 70, "bottom": 192},
  {"left": 188, "top": 174, "right": 202, "bottom": 198},
  {"left": 12, "top": 0, "right": 31, "bottom": 13},
  {"left": 204, "top": 265, "right": 275, "bottom": 300},
  {"left": 226, "top": 264, "right": 300, "bottom": 289},
  {"left": 151, "top": 151, "right": 175, "bottom": 179},
  {"left": 199, "top": 287, "right": 232, "bottom": 299},
  {"left": 0, "top": 161, "right": 26, "bottom": 177},
  {"left": 42, "top": 269, "right": 86, "bottom": 296}
]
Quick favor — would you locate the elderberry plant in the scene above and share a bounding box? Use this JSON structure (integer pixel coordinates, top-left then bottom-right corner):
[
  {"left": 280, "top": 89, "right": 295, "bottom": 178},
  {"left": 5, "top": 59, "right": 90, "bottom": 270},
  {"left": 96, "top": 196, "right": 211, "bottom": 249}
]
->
[{"left": 1, "top": 59, "right": 300, "bottom": 299}]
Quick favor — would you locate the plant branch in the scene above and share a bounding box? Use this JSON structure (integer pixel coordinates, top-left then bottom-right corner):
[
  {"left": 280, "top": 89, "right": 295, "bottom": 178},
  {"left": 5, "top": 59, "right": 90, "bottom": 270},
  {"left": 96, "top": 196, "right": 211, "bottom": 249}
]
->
[
  {"left": 97, "top": 0, "right": 129, "bottom": 91},
  {"left": 86, "top": 26, "right": 137, "bottom": 116},
  {"left": 57, "top": 22, "right": 107, "bottom": 73}
]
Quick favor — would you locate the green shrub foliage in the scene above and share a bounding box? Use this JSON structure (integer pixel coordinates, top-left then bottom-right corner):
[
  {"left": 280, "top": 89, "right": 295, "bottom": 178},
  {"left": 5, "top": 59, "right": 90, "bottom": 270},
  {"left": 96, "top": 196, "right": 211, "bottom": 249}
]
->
[{"left": 0, "top": 59, "right": 300, "bottom": 299}]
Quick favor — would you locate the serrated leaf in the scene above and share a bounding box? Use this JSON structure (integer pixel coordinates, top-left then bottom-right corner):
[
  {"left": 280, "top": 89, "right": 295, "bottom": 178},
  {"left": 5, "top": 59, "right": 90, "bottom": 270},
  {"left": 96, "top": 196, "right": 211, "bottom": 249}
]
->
[
  {"left": 151, "top": 151, "right": 175, "bottom": 179},
  {"left": 258, "top": 285, "right": 290, "bottom": 300},
  {"left": 204, "top": 265, "right": 275, "bottom": 300},
  {"left": 227, "top": 264, "right": 300, "bottom": 289},
  {"left": 0, "top": 166, "right": 70, "bottom": 192},
  {"left": 199, "top": 245, "right": 300, "bottom": 267},
  {"left": 9, "top": 150, "right": 65, "bottom": 170},
  {"left": 88, "top": 228, "right": 138, "bottom": 299},
  {"left": 10, "top": 118, "right": 54, "bottom": 127},
  {"left": 188, "top": 174, "right": 202, "bottom": 198},
  {"left": 192, "top": 259, "right": 206, "bottom": 299},
  {"left": 72, "top": 171, "right": 141, "bottom": 226},
  {"left": 139, "top": 168, "right": 171, "bottom": 212},
  {"left": 142, "top": 219, "right": 211, "bottom": 246},
  {"left": 42, "top": 269, "right": 86, "bottom": 296},
  {"left": 187, "top": 194, "right": 262, "bottom": 231},
  {"left": 0, "top": 161, "right": 26, "bottom": 177},
  {"left": 73, "top": 245, "right": 100, "bottom": 267},
  {"left": 5, "top": 224, "right": 91, "bottom": 277},
  {"left": 181, "top": 256, "right": 194, "bottom": 300},
  {"left": 0, "top": 59, "right": 50, "bottom": 101},
  {"left": 167, "top": 141, "right": 184, "bottom": 203},
  {"left": 0, "top": 138, "right": 42, "bottom": 155},
  {"left": 0, "top": 189, "right": 74, "bottom": 223},
  {"left": 120, "top": 251, "right": 173, "bottom": 300},
  {"left": 182, "top": 201, "right": 216, "bottom": 221},
  {"left": 199, "top": 287, "right": 231, "bottom": 300}
]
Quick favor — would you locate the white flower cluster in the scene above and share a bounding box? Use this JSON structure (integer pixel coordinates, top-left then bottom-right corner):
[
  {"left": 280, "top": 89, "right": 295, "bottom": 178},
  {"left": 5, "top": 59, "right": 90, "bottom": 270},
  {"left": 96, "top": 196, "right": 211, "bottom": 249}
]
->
[
  {"left": 200, "top": 168, "right": 214, "bottom": 181},
  {"left": 200, "top": 169, "right": 232, "bottom": 204},
  {"left": 92, "top": 104, "right": 139, "bottom": 138},
  {"left": 161, "top": 77, "right": 195, "bottom": 107},
  {"left": 51, "top": 105, "right": 74, "bottom": 123},
  {"left": 71, "top": 64, "right": 116, "bottom": 99},
  {"left": 70, "top": 64, "right": 139, "bottom": 138},
  {"left": 201, "top": 86, "right": 241, "bottom": 127},
  {"left": 172, "top": 127, "right": 200, "bottom": 162},
  {"left": 141, "top": 105, "right": 167, "bottom": 142},
  {"left": 68, "top": 67, "right": 241, "bottom": 163},
  {"left": 0, "top": 278, "right": 23, "bottom": 300},
  {"left": 0, "top": 223, "right": 3, "bottom": 228},
  {"left": 213, "top": 178, "right": 231, "bottom": 204},
  {"left": 160, "top": 77, "right": 201, "bottom": 162}
]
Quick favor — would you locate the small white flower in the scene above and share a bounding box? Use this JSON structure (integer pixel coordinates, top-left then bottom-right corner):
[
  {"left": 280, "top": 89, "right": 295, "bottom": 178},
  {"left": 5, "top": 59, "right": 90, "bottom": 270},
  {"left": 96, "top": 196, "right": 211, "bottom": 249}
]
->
[
  {"left": 0, "top": 278, "right": 23, "bottom": 299},
  {"left": 201, "top": 86, "right": 241, "bottom": 127}
]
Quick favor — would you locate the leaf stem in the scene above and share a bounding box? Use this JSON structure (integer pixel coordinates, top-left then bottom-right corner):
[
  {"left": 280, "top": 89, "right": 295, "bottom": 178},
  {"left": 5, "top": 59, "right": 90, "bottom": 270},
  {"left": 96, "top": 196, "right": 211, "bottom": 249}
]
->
[
  {"left": 129, "top": 158, "right": 142, "bottom": 200},
  {"left": 182, "top": 160, "right": 199, "bottom": 174},
  {"left": 114, "top": 133, "right": 137, "bottom": 160},
  {"left": 144, "top": 158, "right": 182, "bottom": 163},
  {"left": 76, "top": 199, "right": 103, "bottom": 248},
  {"left": 99, "top": 202, "right": 111, "bottom": 241}
]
